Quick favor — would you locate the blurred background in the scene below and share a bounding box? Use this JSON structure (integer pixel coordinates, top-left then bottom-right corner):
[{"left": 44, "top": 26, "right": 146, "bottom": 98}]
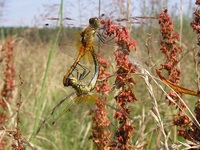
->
[
  {"left": 0, "top": 0, "right": 199, "bottom": 150},
  {"left": 0, "top": 0, "right": 195, "bottom": 27}
]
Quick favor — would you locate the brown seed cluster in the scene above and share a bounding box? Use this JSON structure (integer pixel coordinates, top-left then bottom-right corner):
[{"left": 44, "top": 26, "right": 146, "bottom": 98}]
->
[
  {"left": 0, "top": 39, "right": 15, "bottom": 149},
  {"left": 98, "top": 16, "right": 137, "bottom": 149}
]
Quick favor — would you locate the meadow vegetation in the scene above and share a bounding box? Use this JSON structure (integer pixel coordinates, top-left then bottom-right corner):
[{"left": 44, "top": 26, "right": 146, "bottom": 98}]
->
[{"left": 0, "top": 0, "right": 200, "bottom": 150}]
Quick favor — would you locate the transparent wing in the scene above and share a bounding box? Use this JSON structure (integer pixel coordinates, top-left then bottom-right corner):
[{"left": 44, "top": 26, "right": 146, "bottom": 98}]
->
[
  {"left": 43, "top": 18, "right": 117, "bottom": 65},
  {"left": 36, "top": 92, "right": 75, "bottom": 135},
  {"left": 58, "top": 27, "right": 81, "bottom": 59},
  {"left": 36, "top": 92, "right": 98, "bottom": 135},
  {"left": 58, "top": 26, "right": 116, "bottom": 60},
  {"left": 52, "top": 93, "right": 98, "bottom": 125}
]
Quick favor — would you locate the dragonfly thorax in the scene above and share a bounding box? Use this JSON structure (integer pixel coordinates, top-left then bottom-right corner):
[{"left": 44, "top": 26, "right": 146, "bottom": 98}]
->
[
  {"left": 89, "top": 17, "right": 100, "bottom": 29},
  {"left": 67, "top": 77, "right": 93, "bottom": 96},
  {"left": 80, "top": 17, "right": 100, "bottom": 47}
]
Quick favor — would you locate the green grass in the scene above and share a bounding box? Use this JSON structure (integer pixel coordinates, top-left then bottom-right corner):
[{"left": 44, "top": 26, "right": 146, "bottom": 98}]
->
[
  {"left": 0, "top": 3, "right": 199, "bottom": 150},
  {"left": 1, "top": 32, "right": 198, "bottom": 150}
]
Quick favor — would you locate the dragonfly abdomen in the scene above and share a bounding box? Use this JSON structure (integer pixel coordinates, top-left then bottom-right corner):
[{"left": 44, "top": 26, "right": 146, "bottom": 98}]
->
[{"left": 66, "top": 50, "right": 99, "bottom": 96}]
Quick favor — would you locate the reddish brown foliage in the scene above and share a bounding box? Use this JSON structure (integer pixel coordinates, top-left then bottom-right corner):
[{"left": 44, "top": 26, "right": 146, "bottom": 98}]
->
[
  {"left": 175, "top": 103, "right": 200, "bottom": 147},
  {"left": 186, "top": 103, "right": 200, "bottom": 141},
  {"left": 11, "top": 76, "right": 24, "bottom": 150},
  {"left": 157, "top": 8, "right": 200, "bottom": 146},
  {"left": 190, "top": 0, "right": 200, "bottom": 46},
  {"left": 157, "top": 9, "right": 190, "bottom": 140},
  {"left": 0, "top": 39, "right": 15, "bottom": 150},
  {"left": 0, "top": 40, "right": 15, "bottom": 115},
  {"left": 92, "top": 53, "right": 111, "bottom": 149},
  {"left": 157, "top": 9, "right": 184, "bottom": 108},
  {"left": 100, "top": 17, "right": 137, "bottom": 150},
  {"left": 182, "top": 1, "right": 200, "bottom": 145}
]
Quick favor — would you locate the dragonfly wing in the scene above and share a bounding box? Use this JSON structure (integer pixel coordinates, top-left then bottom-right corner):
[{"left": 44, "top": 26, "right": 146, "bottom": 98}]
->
[
  {"left": 58, "top": 28, "right": 95, "bottom": 65},
  {"left": 44, "top": 22, "right": 79, "bottom": 59},
  {"left": 58, "top": 27, "right": 116, "bottom": 57},
  {"left": 93, "top": 37, "right": 116, "bottom": 57},
  {"left": 51, "top": 98, "right": 77, "bottom": 125},
  {"left": 51, "top": 93, "right": 98, "bottom": 125},
  {"left": 36, "top": 92, "right": 75, "bottom": 135},
  {"left": 58, "top": 27, "right": 80, "bottom": 58}
]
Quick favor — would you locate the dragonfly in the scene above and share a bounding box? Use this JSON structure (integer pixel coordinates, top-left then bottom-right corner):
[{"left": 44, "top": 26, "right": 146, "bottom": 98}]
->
[
  {"left": 55, "top": 17, "right": 114, "bottom": 87},
  {"left": 62, "top": 17, "right": 101, "bottom": 87},
  {"left": 36, "top": 44, "right": 99, "bottom": 135},
  {"left": 66, "top": 48, "right": 99, "bottom": 96},
  {"left": 52, "top": 49, "right": 99, "bottom": 124},
  {"left": 36, "top": 16, "right": 137, "bottom": 135},
  {"left": 156, "top": 69, "right": 200, "bottom": 97}
]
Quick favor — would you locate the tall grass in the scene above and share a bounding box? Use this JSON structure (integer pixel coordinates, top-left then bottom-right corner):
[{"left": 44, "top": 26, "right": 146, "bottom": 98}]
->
[
  {"left": 0, "top": 0, "right": 199, "bottom": 149},
  {"left": 30, "top": 0, "right": 64, "bottom": 140}
]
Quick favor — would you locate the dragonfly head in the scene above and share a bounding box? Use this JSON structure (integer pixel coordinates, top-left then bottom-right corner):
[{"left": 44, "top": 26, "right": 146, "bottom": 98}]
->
[
  {"left": 64, "top": 77, "right": 78, "bottom": 87},
  {"left": 63, "top": 77, "right": 77, "bottom": 87},
  {"left": 89, "top": 17, "right": 100, "bottom": 29}
]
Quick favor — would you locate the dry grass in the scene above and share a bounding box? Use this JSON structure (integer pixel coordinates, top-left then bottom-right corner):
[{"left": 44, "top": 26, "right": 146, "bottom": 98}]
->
[{"left": 0, "top": 1, "right": 200, "bottom": 150}]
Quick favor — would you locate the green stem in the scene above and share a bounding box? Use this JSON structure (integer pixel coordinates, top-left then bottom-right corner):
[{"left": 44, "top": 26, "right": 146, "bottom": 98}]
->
[{"left": 30, "top": 0, "right": 64, "bottom": 141}]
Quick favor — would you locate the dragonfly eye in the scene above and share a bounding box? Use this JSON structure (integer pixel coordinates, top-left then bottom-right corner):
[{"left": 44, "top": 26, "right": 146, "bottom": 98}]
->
[
  {"left": 89, "top": 17, "right": 100, "bottom": 28},
  {"left": 66, "top": 77, "right": 78, "bottom": 87},
  {"left": 63, "top": 78, "right": 69, "bottom": 87},
  {"left": 63, "top": 78, "right": 73, "bottom": 87},
  {"left": 89, "top": 18, "right": 95, "bottom": 24}
]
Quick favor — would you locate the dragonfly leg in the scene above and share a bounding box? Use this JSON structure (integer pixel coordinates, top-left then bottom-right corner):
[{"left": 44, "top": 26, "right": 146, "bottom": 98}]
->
[
  {"left": 97, "top": 30, "right": 116, "bottom": 44},
  {"left": 98, "top": 30, "right": 130, "bottom": 54},
  {"left": 73, "top": 67, "right": 79, "bottom": 79},
  {"left": 76, "top": 62, "right": 90, "bottom": 80},
  {"left": 97, "top": 32, "right": 107, "bottom": 43},
  {"left": 64, "top": 60, "right": 91, "bottom": 86},
  {"left": 69, "top": 64, "right": 87, "bottom": 80},
  {"left": 68, "top": 62, "right": 90, "bottom": 81}
]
